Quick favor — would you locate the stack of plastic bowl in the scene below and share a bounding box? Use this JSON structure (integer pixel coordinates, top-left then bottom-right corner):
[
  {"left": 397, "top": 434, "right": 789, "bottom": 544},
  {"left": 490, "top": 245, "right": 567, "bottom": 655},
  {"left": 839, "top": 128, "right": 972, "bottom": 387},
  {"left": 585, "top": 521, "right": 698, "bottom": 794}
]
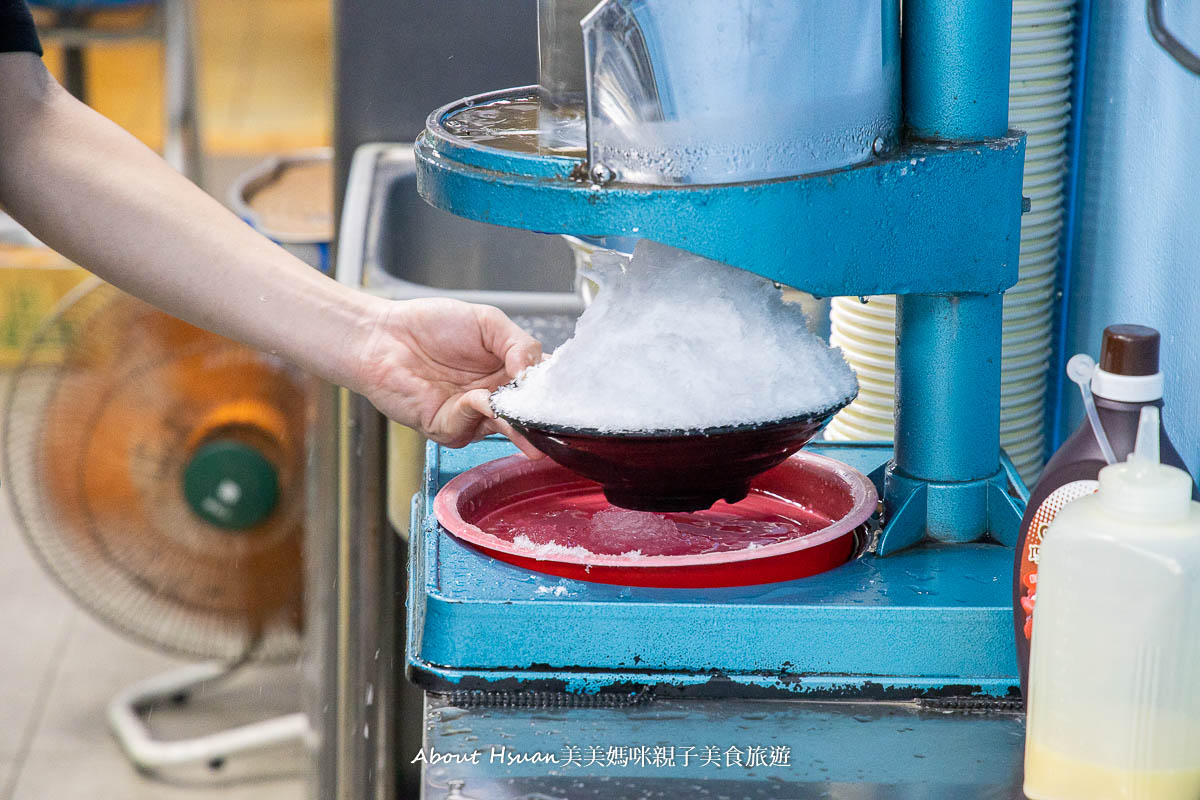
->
[
  {"left": 826, "top": 295, "right": 896, "bottom": 442},
  {"left": 1003, "top": 0, "right": 1074, "bottom": 480},
  {"left": 827, "top": 0, "right": 1074, "bottom": 485}
]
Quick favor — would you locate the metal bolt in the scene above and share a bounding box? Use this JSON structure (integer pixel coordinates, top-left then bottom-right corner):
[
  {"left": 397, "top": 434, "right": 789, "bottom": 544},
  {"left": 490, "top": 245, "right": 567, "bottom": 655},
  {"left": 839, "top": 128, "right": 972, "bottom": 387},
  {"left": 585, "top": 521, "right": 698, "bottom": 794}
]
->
[
  {"left": 590, "top": 162, "right": 614, "bottom": 186},
  {"left": 1021, "top": 196, "right": 1032, "bottom": 213},
  {"left": 872, "top": 136, "right": 887, "bottom": 156}
]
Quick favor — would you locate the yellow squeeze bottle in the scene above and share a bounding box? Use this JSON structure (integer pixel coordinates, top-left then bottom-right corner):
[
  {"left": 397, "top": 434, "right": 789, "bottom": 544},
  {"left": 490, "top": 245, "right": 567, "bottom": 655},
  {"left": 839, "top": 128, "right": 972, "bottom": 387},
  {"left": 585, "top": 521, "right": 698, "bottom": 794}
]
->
[{"left": 1024, "top": 407, "right": 1200, "bottom": 800}]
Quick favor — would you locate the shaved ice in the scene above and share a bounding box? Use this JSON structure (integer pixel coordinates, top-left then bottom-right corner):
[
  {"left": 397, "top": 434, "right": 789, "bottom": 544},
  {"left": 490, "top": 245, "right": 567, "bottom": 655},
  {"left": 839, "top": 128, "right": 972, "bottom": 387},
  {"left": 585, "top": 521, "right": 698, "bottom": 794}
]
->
[
  {"left": 491, "top": 240, "right": 857, "bottom": 432},
  {"left": 499, "top": 507, "right": 807, "bottom": 559}
]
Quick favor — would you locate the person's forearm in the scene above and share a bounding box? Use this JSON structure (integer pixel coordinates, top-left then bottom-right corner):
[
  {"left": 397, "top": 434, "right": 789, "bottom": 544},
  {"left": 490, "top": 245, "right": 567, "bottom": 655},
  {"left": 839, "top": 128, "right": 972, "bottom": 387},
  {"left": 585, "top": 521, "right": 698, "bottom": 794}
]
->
[{"left": 0, "top": 53, "right": 381, "bottom": 391}]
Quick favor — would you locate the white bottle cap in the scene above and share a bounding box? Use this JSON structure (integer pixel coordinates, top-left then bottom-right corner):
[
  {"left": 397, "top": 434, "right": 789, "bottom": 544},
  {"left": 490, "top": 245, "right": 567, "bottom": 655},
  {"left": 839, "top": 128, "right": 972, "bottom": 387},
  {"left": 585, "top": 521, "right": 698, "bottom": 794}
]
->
[
  {"left": 1098, "top": 407, "right": 1192, "bottom": 523},
  {"left": 1090, "top": 368, "right": 1164, "bottom": 403}
]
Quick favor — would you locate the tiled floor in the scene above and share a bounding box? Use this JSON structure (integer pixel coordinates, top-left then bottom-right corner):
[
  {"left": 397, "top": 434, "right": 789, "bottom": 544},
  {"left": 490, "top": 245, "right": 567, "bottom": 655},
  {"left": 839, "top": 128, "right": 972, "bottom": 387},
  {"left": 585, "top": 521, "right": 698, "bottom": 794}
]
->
[{"left": 0, "top": 483, "right": 309, "bottom": 800}]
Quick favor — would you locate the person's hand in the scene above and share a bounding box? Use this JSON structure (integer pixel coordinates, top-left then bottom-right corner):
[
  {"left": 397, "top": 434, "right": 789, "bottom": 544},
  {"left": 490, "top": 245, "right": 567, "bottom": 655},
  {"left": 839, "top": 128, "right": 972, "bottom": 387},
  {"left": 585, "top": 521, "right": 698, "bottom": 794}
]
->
[{"left": 353, "top": 298, "right": 545, "bottom": 457}]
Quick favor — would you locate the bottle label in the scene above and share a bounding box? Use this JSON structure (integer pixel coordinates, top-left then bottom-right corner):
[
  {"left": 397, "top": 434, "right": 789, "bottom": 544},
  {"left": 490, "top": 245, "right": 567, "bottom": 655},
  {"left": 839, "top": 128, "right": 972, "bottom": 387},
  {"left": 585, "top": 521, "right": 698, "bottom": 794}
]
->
[{"left": 1018, "top": 480, "right": 1099, "bottom": 641}]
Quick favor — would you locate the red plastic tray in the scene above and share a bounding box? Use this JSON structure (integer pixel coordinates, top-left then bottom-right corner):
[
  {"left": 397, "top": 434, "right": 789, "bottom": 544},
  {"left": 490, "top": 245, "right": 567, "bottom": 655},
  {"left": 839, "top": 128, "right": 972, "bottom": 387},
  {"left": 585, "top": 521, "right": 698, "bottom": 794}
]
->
[{"left": 434, "top": 451, "right": 876, "bottom": 588}]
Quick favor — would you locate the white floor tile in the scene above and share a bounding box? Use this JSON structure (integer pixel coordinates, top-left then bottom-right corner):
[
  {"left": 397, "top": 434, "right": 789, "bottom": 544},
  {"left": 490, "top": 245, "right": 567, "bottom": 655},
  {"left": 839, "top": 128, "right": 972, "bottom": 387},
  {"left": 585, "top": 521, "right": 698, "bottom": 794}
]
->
[
  {"left": 0, "top": 588, "right": 73, "bottom": 759},
  {"left": 10, "top": 749, "right": 304, "bottom": 800},
  {"left": 0, "top": 758, "right": 16, "bottom": 798},
  {"left": 30, "top": 611, "right": 306, "bottom": 767}
]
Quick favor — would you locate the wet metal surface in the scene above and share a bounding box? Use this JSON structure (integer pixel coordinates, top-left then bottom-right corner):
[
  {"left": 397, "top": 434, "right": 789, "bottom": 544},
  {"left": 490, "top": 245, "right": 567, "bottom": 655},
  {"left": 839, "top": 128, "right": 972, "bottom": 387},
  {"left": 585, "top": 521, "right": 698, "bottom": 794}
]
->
[{"left": 419, "top": 696, "right": 1028, "bottom": 799}]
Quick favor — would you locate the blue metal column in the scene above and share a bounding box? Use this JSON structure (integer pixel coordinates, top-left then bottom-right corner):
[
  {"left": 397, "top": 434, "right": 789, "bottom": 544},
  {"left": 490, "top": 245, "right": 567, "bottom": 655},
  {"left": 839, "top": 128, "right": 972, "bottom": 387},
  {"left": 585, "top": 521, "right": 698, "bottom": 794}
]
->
[
  {"left": 902, "top": 0, "right": 1012, "bottom": 139},
  {"left": 883, "top": 0, "right": 1014, "bottom": 550}
]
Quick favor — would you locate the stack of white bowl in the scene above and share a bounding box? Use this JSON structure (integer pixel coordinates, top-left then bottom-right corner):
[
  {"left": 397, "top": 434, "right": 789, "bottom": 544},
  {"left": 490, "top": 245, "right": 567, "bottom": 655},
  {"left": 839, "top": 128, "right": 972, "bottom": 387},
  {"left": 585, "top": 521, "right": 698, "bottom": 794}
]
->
[
  {"left": 827, "top": 295, "right": 897, "bottom": 441},
  {"left": 1003, "top": 0, "right": 1074, "bottom": 480},
  {"left": 826, "top": 0, "right": 1075, "bottom": 485}
]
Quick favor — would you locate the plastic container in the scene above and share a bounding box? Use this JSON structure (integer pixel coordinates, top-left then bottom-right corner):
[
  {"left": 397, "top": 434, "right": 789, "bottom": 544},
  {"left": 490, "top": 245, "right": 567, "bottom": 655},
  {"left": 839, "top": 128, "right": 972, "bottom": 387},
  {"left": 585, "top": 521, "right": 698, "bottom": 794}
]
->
[
  {"left": 1014, "top": 325, "right": 1196, "bottom": 690},
  {"left": 229, "top": 149, "right": 333, "bottom": 272},
  {"left": 1024, "top": 407, "right": 1200, "bottom": 800}
]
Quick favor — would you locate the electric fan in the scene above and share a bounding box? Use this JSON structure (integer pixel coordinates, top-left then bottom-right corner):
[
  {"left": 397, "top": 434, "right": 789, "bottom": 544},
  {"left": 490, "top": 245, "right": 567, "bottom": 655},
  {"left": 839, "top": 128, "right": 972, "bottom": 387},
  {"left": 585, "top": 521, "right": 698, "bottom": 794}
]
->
[{"left": 2, "top": 278, "right": 311, "bottom": 771}]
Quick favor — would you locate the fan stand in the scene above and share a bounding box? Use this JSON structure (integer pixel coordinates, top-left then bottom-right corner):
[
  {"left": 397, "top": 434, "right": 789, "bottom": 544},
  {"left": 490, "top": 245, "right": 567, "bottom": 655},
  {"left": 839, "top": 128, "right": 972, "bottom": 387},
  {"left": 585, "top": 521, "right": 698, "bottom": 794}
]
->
[
  {"left": 107, "top": 644, "right": 308, "bottom": 772},
  {"left": 103, "top": 424, "right": 307, "bottom": 773}
]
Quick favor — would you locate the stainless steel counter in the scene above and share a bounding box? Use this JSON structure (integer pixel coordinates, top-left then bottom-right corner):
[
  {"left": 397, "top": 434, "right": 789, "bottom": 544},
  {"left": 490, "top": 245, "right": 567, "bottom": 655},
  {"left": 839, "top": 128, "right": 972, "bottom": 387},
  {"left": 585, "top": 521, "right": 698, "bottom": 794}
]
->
[{"left": 421, "top": 696, "right": 1028, "bottom": 800}]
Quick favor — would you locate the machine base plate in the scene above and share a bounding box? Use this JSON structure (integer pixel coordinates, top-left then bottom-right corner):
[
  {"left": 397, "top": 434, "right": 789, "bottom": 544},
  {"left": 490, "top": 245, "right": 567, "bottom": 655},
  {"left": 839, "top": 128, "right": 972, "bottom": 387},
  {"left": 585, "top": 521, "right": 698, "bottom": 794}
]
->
[{"left": 409, "top": 439, "right": 1027, "bottom": 699}]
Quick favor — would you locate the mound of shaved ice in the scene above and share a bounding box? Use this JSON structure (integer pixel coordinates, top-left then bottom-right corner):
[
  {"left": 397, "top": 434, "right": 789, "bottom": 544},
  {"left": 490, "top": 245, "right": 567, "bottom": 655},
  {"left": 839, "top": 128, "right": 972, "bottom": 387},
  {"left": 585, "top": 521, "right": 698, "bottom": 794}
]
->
[{"left": 491, "top": 240, "right": 857, "bottom": 432}]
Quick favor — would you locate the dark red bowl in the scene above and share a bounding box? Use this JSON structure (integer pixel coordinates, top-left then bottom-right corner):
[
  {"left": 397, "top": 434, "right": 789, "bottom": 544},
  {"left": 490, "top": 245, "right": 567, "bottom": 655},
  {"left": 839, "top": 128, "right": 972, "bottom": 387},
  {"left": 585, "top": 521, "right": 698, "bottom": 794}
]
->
[{"left": 496, "top": 392, "right": 856, "bottom": 512}]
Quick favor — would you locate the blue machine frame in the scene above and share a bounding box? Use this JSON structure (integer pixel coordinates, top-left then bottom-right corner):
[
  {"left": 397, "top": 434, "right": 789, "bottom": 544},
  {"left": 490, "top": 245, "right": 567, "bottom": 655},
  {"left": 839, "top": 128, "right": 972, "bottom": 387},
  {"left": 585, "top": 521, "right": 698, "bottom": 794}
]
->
[
  {"left": 409, "top": 439, "right": 1028, "bottom": 699},
  {"left": 415, "top": 111, "right": 1028, "bottom": 552},
  {"left": 408, "top": 0, "right": 1031, "bottom": 698},
  {"left": 413, "top": 0, "right": 1026, "bottom": 553},
  {"left": 416, "top": 100, "right": 1025, "bottom": 298}
]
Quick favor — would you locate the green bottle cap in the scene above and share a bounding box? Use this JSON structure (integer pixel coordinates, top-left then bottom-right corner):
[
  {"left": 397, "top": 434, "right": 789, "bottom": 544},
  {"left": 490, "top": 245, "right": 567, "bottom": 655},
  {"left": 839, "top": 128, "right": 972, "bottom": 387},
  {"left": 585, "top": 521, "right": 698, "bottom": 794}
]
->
[{"left": 182, "top": 439, "right": 280, "bottom": 530}]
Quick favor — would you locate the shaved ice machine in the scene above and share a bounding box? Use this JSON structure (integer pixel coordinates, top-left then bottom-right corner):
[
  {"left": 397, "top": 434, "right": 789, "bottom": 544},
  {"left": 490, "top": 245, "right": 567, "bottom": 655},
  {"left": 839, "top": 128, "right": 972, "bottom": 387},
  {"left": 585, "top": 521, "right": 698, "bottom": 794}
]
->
[{"left": 324, "top": 0, "right": 1050, "bottom": 797}]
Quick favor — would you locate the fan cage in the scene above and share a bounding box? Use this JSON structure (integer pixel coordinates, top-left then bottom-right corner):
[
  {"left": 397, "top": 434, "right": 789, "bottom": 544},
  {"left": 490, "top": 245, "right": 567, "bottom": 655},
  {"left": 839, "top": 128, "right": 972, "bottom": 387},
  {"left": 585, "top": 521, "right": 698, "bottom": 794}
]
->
[{"left": 2, "top": 280, "right": 305, "bottom": 663}]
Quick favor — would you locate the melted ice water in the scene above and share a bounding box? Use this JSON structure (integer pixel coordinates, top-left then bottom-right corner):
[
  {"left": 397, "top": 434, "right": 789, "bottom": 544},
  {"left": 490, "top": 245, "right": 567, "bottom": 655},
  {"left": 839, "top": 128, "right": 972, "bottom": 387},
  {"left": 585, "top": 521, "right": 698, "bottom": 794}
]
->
[
  {"left": 483, "top": 497, "right": 829, "bottom": 560},
  {"left": 441, "top": 95, "right": 586, "bottom": 157}
]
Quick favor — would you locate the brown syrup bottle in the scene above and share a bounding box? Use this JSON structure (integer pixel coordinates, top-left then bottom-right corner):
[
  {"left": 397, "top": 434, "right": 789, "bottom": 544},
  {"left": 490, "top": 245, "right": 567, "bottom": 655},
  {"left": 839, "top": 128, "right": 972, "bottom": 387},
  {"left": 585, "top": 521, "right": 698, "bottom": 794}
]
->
[{"left": 1013, "top": 325, "right": 1196, "bottom": 695}]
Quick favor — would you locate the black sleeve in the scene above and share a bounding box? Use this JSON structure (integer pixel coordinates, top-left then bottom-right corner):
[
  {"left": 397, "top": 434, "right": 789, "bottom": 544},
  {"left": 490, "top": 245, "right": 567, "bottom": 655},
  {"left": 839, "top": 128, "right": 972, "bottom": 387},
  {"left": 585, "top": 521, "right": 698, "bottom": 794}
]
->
[{"left": 1, "top": 0, "right": 42, "bottom": 56}]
